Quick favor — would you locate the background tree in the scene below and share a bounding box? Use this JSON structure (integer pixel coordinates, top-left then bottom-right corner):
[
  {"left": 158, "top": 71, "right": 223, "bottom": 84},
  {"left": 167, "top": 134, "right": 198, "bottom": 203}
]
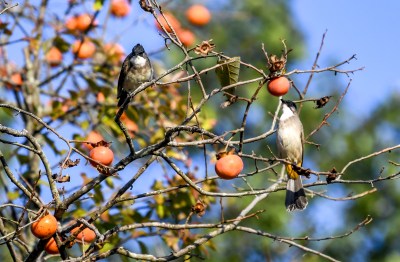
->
[{"left": 0, "top": 1, "right": 399, "bottom": 261}]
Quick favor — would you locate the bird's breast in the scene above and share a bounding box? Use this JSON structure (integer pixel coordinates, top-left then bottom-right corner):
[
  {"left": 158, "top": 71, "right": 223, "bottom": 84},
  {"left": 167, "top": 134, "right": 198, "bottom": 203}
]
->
[
  {"left": 123, "top": 65, "right": 152, "bottom": 92},
  {"left": 276, "top": 117, "right": 303, "bottom": 160}
]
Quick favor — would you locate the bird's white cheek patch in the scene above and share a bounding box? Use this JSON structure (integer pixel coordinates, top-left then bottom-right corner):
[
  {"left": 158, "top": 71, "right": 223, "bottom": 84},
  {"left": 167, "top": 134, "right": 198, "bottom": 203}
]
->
[{"left": 132, "top": 56, "right": 147, "bottom": 67}]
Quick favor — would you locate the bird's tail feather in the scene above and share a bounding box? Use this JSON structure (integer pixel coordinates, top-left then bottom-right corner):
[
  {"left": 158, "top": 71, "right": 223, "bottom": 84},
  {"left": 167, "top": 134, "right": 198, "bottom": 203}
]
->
[{"left": 285, "top": 164, "right": 308, "bottom": 211}]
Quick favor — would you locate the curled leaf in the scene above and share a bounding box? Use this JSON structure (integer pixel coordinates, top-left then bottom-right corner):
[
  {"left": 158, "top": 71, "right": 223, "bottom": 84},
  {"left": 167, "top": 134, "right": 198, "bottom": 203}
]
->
[
  {"left": 326, "top": 167, "right": 338, "bottom": 184},
  {"left": 315, "top": 96, "right": 332, "bottom": 109},
  {"left": 139, "top": 0, "right": 153, "bottom": 12},
  {"left": 61, "top": 158, "right": 80, "bottom": 169},
  {"left": 268, "top": 54, "right": 286, "bottom": 73},
  {"left": 56, "top": 174, "right": 70, "bottom": 183},
  {"left": 292, "top": 164, "right": 311, "bottom": 179},
  {"left": 192, "top": 199, "right": 206, "bottom": 217}
]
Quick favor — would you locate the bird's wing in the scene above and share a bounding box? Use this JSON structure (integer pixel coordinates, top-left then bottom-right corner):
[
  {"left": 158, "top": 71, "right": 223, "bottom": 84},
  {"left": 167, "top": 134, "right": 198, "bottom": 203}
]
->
[
  {"left": 117, "top": 56, "right": 130, "bottom": 99},
  {"left": 147, "top": 54, "right": 155, "bottom": 81},
  {"left": 300, "top": 121, "right": 304, "bottom": 165}
]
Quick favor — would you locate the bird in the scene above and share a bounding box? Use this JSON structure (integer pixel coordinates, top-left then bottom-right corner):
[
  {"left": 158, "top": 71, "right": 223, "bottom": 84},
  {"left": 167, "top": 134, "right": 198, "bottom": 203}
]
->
[
  {"left": 276, "top": 99, "right": 308, "bottom": 211},
  {"left": 117, "top": 43, "right": 153, "bottom": 107}
]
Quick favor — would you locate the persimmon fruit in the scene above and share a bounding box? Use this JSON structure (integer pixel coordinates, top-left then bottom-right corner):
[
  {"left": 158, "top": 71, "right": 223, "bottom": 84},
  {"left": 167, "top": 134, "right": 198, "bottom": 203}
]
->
[
  {"left": 84, "top": 131, "right": 104, "bottom": 150},
  {"left": 104, "top": 43, "right": 125, "bottom": 63},
  {"left": 65, "top": 16, "right": 78, "bottom": 31},
  {"left": 89, "top": 146, "right": 114, "bottom": 167},
  {"left": 267, "top": 76, "right": 290, "bottom": 96},
  {"left": 186, "top": 4, "right": 211, "bottom": 26},
  {"left": 72, "top": 39, "right": 96, "bottom": 59},
  {"left": 215, "top": 153, "right": 244, "bottom": 180},
  {"left": 31, "top": 214, "right": 58, "bottom": 239},
  {"left": 97, "top": 92, "right": 105, "bottom": 103},
  {"left": 65, "top": 14, "right": 96, "bottom": 32},
  {"left": 11, "top": 73, "right": 22, "bottom": 85},
  {"left": 155, "top": 12, "right": 181, "bottom": 33},
  {"left": 111, "top": 0, "right": 131, "bottom": 17},
  {"left": 46, "top": 47, "right": 63, "bottom": 67},
  {"left": 44, "top": 237, "right": 60, "bottom": 254},
  {"left": 76, "top": 13, "right": 95, "bottom": 31},
  {"left": 71, "top": 225, "right": 96, "bottom": 243},
  {"left": 177, "top": 29, "right": 196, "bottom": 47}
]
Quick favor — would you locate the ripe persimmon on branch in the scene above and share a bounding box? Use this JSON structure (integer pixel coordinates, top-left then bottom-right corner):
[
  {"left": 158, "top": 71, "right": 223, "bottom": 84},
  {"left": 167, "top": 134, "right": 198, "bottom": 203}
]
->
[{"left": 0, "top": 1, "right": 398, "bottom": 262}]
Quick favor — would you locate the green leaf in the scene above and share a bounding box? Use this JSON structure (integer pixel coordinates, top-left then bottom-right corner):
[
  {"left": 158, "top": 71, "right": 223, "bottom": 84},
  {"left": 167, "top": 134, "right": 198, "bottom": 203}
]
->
[
  {"left": 137, "top": 240, "right": 149, "bottom": 254},
  {"left": 215, "top": 57, "right": 241, "bottom": 88},
  {"left": 53, "top": 36, "right": 70, "bottom": 53},
  {"left": 156, "top": 204, "right": 165, "bottom": 218},
  {"left": 16, "top": 154, "right": 29, "bottom": 164},
  {"left": 93, "top": 186, "right": 105, "bottom": 203},
  {"left": 83, "top": 75, "right": 100, "bottom": 89},
  {"left": 72, "top": 208, "right": 87, "bottom": 217},
  {"left": 81, "top": 120, "right": 90, "bottom": 130},
  {"left": 105, "top": 176, "right": 114, "bottom": 188},
  {"left": 93, "top": 0, "right": 105, "bottom": 11},
  {"left": 7, "top": 191, "right": 19, "bottom": 201},
  {"left": 100, "top": 242, "right": 114, "bottom": 252},
  {"left": 68, "top": 90, "right": 79, "bottom": 101}
]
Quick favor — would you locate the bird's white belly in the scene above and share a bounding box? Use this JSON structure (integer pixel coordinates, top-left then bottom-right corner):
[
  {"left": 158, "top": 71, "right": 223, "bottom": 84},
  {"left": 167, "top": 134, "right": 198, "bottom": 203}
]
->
[{"left": 277, "top": 124, "right": 302, "bottom": 161}]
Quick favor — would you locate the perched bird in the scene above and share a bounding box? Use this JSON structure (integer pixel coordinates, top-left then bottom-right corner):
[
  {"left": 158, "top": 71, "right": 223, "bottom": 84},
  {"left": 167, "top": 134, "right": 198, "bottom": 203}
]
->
[
  {"left": 117, "top": 43, "right": 153, "bottom": 107},
  {"left": 276, "top": 99, "right": 308, "bottom": 211}
]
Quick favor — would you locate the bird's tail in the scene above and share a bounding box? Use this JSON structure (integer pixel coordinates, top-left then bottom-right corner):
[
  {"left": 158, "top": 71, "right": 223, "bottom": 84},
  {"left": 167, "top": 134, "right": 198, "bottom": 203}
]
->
[{"left": 285, "top": 164, "right": 308, "bottom": 211}]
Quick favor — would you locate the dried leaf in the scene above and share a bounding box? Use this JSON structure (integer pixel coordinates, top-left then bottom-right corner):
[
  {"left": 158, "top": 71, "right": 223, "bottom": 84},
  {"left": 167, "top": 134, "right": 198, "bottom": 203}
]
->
[
  {"left": 292, "top": 164, "right": 311, "bottom": 178},
  {"left": 192, "top": 199, "right": 206, "bottom": 217},
  {"left": 139, "top": 0, "right": 153, "bottom": 12},
  {"left": 268, "top": 54, "right": 286, "bottom": 73},
  {"left": 87, "top": 140, "right": 111, "bottom": 149},
  {"left": 61, "top": 158, "right": 80, "bottom": 168},
  {"left": 315, "top": 96, "right": 332, "bottom": 109},
  {"left": 326, "top": 167, "right": 338, "bottom": 183},
  {"left": 56, "top": 174, "right": 70, "bottom": 183}
]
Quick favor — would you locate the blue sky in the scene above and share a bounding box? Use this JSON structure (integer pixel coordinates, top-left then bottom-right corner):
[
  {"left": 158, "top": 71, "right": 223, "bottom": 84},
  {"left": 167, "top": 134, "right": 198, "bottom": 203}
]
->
[{"left": 292, "top": 0, "right": 400, "bottom": 115}]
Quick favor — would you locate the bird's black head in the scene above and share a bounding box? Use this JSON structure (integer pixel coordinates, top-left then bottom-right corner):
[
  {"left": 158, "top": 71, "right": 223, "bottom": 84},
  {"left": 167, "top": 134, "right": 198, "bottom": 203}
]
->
[
  {"left": 281, "top": 99, "right": 297, "bottom": 111},
  {"left": 132, "top": 44, "right": 145, "bottom": 56}
]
